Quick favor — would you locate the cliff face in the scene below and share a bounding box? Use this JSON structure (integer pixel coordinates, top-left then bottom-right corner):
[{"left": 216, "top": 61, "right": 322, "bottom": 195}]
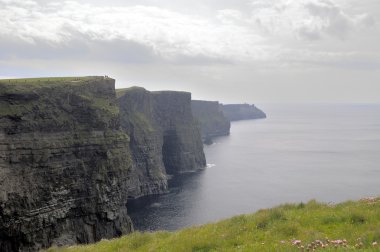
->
[
  {"left": 0, "top": 79, "right": 208, "bottom": 250},
  {"left": 221, "top": 104, "right": 266, "bottom": 121},
  {"left": 151, "top": 91, "right": 206, "bottom": 174},
  {"left": 117, "top": 87, "right": 168, "bottom": 198},
  {"left": 191, "top": 100, "right": 230, "bottom": 140},
  {"left": 0, "top": 77, "right": 133, "bottom": 252},
  {"left": 118, "top": 87, "right": 206, "bottom": 198}
]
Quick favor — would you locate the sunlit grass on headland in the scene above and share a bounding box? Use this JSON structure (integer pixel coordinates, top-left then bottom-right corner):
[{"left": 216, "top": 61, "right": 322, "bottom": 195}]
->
[
  {"left": 0, "top": 76, "right": 118, "bottom": 118},
  {"left": 0, "top": 76, "right": 109, "bottom": 86},
  {"left": 47, "top": 197, "right": 380, "bottom": 252}
]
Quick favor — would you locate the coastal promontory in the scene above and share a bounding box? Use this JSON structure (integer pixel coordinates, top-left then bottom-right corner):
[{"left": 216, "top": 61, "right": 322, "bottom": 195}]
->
[{"left": 221, "top": 103, "right": 266, "bottom": 121}]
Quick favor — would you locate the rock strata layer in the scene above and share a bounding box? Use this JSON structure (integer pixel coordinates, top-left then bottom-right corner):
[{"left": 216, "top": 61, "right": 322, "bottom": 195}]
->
[
  {"left": 0, "top": 77, "right": 133, "bottom": 252},
  {"left": 118, "top": 87, "right": 206, "bottom": 198}
]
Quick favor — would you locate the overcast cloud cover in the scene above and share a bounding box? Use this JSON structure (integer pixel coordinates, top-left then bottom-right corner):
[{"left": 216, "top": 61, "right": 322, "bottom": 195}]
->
[{"left": 0, "top": 0, "right": 379, "bottom": 102}]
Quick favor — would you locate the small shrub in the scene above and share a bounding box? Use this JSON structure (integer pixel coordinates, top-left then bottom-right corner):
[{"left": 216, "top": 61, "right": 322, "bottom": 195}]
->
[
  {"left": 191, "top": 244, "right": 216, "bottom": 252},
  {"left": 297, "top": 202, "right": 306, "bottom": 209},
  {"left": 350, "top": 213, "right": 366, "bottom": 224},
  {"left": 256, "top": 219, "right": 268, "bottom": 230}
]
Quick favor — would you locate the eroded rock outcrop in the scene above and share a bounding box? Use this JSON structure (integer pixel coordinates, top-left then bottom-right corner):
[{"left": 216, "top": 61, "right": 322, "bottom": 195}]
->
[
  {"left": 0, "top": 77, "right": 133, "bottom": 252},
  {"left": 191, "top": 100, "right": 230, "bottom": 141},
  {"left": 221, "top": 104, "right": 266, "bottom": 121},
  {"left": 118, "top": 87, "right": 206, "bottom": 198}
]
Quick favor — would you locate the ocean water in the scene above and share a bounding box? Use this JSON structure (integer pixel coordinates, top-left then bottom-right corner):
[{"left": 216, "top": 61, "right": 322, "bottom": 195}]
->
[{"left": 128, "top": 103, "right": 380, "bottom": 231}]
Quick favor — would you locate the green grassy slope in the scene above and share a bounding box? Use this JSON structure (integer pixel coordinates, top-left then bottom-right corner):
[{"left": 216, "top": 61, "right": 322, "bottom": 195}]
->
[
  {"left": 115, "top": 86, "right": 143, "bottom": 98},
  {"left": 0, "top": 76, "right": 101, "bottom": 89},
  {"left": 47, "top": 198, "right": 380, "bottom": 252},
  {"left": 0, "top": 76, "right": 119, "bottom": 124}
]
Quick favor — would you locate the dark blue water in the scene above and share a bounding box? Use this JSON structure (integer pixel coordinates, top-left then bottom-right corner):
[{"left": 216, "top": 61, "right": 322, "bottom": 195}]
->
[{"left": 128, "top": 103, "right": 380, "bottom": 231}]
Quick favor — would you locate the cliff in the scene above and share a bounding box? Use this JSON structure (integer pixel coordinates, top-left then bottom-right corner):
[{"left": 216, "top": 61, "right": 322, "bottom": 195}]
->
[
  {"left": 191, "top": 100, "right": 230, "bottom": 141},
  {"left": 0, "top": 78, "right": 208, "bottom": 250},
  {"left": 221, "top": 104, "right": 266, "bottom": 121},
  {"left": 0, "top": 77, "right": 133, "bottom": 252},
  {"left": 117, "top": 87, "right": 206, "bottom": 198}
]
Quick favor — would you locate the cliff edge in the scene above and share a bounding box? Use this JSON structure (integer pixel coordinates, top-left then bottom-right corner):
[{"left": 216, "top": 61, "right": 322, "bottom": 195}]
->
[
  {"left": 118, "top": 87, "right": 206, "bottom": 199},
  {"left": 0, "top": 77, "right": 133, "bottom": 252}
]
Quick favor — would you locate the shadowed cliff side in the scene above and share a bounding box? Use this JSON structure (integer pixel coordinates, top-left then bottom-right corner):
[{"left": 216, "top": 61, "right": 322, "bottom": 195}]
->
[
  {"left": 117, "top": 87, "right": 168, "bottom": 198},
  {"left": 0, "top": 77, "right": 133, "bottom": 252},
  {"left": 221, "top": 104, "right": 266, "bottom": 121},
  {"left": 117, "top": 87, "right": 206, "bottom": 199},
  {"left": 191, "top": 100, "right": 230, "bottom": 142}
]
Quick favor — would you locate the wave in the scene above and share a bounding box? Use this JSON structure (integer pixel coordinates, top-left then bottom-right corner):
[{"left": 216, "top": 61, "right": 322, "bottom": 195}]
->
[{"left": 149, "top": 203, "right": 162, "bottom": 208}]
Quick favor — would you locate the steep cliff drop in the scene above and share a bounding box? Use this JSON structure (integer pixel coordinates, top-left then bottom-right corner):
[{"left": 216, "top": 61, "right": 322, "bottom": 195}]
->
[
  {"left": 221, "top": 104, "right": 266, "bottom": 121},
  {"left": 191, "top": 100, "right": 230, "bottom": 143},
  {"left": 0, "top": 77, "right": 133, "bottom": 252},
  {"left": 117, "top": 87, "right": 206, "bottom": 199}
]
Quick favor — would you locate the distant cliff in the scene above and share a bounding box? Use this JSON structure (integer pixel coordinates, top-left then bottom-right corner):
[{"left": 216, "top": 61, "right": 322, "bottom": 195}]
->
[
  {"left": 0, "top": 77, "right": 133, "bottom": 252},
  {"left": 118, "top": 87, "right": 206, "bottom": 199},
  {"left": 221, "top": 104, "right": 266, "bottom": 121},
  {"left": 191, "top": 100, "right": 230, "bottom": 141}
]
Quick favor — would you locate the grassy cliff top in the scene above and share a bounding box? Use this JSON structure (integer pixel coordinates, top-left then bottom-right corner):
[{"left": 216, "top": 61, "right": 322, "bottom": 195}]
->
[
  {"left": 0, "top": 76, "right": 112, "bottom": 92},
  {"left": 0, "top": 76, "right": 106, "bottom": 82},
  {"left": 47, "top": 197, "right": 380, "bottom": 252},
  {"left": 116, "top": 86, "right": 190, "bottom": 99},
  {"left": 0, "top": 76, "right": 118, "bottom": 123},
  {"left": 116, "top": 86, "right": 146, "bottom": 98}
]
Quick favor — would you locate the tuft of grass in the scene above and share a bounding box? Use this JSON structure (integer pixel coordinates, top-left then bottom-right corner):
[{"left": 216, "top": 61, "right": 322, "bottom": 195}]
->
[{"left": 45, "top": 197, "right": 380, "bottom": 252}]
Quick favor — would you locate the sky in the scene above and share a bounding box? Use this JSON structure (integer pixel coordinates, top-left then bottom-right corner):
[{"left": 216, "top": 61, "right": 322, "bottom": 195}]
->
[{"left": 0, "top": 0, "right": 379, "bottom": 103}]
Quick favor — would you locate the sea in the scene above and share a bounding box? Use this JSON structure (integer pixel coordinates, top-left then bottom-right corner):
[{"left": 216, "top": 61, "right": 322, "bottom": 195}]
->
[{"left": 128, "top": 103, "right": 380, "bottom": 231}]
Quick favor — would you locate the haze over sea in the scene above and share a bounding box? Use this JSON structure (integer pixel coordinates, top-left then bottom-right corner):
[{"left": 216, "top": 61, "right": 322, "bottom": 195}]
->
[{"left": 128, "top": 103, "right": 380, "bottom": 231}]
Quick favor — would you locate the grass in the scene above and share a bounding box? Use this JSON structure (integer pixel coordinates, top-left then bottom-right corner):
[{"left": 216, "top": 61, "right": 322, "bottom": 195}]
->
[
  {"left": 0, "top": 76, "right": 101, "bottom": 83},
  {"left": 0, "top": 76, "right": 119, "bottom": 128},
  {"left": 0, "top": 76, "right": 112, "bottom": 94},
  {"left": 132, "top": 112, "right": 155, "bottom": 132},
  {"left": 0, "top": 76, "right": 119, "bottom": 117},
  {"left": 46, "top": 197, "right": 380, "bottom": 252},
  {"left": 116, "top": 87, "right": 190, "bottom": 99},
  {"left": 116, "top": 86, "right": 145, "bottom": 98}
]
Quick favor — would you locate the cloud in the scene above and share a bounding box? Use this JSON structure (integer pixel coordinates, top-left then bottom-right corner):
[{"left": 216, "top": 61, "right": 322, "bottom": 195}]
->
[
  {"left": 303, "top": 0, "right": 362, "bottom": 40},
  {"left": 243, "top": 0, "right": 377, "bottom": 42},
  {"left": 0, "top": 0, "right": 377, "bottom": 69},
  {"left": 0, "top": 0, "right": 266, "bottom": 64}
]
